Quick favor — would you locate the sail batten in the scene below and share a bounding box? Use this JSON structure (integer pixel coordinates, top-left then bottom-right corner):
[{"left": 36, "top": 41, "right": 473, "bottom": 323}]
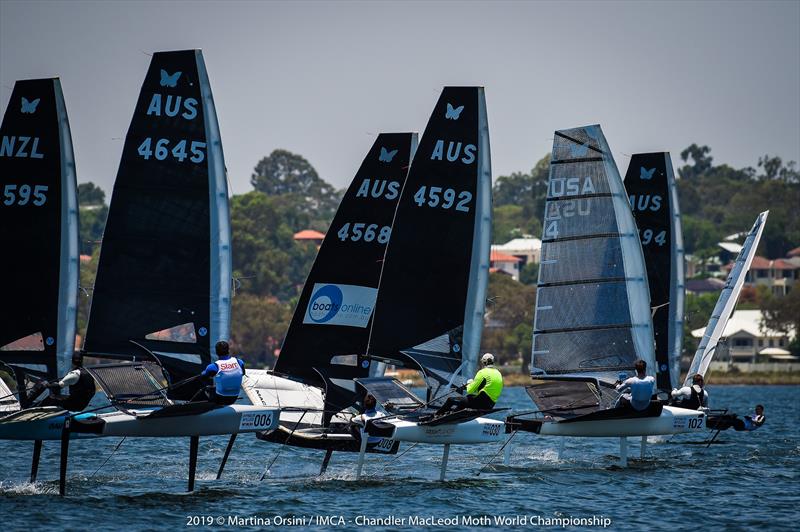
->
[{"left": 531, "top": 125, "right": 655, "bottom": 384}]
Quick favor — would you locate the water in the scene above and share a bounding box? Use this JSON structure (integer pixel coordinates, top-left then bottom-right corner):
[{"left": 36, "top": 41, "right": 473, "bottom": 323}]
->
[{"left": 1, "top": 386, "right": 798, "bottom": 530}]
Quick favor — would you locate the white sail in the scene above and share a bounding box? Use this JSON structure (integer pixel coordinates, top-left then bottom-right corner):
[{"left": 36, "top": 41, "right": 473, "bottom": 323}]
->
[
  {"left": 685, "top": 211, "right": 768, "bottom": 385},
  {"left": 666, "top": 157, "right": 685, "bottom": 390}
]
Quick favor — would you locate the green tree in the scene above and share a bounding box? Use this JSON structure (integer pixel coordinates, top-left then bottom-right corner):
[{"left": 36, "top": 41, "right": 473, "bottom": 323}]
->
[
  {"left": 231, "top": 293, "right": 293, "bottom": 368},
  {"left": 761, "top": 289, "right": 800, "bottom": 356},
  {"left": 480, "top": 273, "right": 536, "bottom": 371},
  {"left": 77, "top": 182, "right": 105, "bottom": 205},
  {"left": 77, "top": 182, "right": 109, "bottom": 255}
]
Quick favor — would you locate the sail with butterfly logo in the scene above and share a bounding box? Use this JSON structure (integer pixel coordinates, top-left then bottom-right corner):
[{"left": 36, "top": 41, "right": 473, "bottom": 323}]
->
[
  {"left": 366, "top": 87, "right": 492, "bottom": 400},
  {"left": 0, "top": 78, "right": 79, "bottom": 388},
  {"left": 623, "top": 153, "right": 684, "bottom": 391},
  {"left": 530, "top": 125, "right": 654, "bottom": 394},
  {"left": 83, "top": 50, "right": 230, "bottom": 400},
  {"left": 272, "top": 133, "right": 417, "bottom": 417},
  {"left": 686, "top": 211, "right": 768, "bottom": 385}
]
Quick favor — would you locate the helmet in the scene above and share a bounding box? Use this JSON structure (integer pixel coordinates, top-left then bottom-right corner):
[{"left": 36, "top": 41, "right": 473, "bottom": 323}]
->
[{"left": 481, "top": 353, "right": 494, "bottom": 366}]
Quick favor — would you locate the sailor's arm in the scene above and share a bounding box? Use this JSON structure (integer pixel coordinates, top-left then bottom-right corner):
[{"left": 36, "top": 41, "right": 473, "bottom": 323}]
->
[
  {"left": 466, "top": 372, "right": 488, "bottom": 395},
  {"left": 57, "top": 369, "right": 81, "bottom": 388},
  {"left": 616, "top": 377, "right": 635, "bottom": 392},
  {"left": 670, "top": 386, "right": 692, "bottom": 399},
  {"left": 201, "top": 363, "right": 218, "bottom": 377}
]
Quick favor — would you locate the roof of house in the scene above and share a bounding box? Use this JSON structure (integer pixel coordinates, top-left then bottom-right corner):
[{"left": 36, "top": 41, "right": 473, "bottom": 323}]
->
[
  {"left": 726, "top": 256, "right": 800, "bottom": 271},
  {"left": 492, "top": 238, "right": 542, "bottom": 253},
  {"left": 293, "top": 229, "right": 326, "bottom": 240},
  {"left": 787, "top": 246, "right": 800, "bottom": 257},
  {"left": 691, "top": 309, "right": 796, "bottom": 340},
  {"left": 490, "top": 250, "right": 522, "bottom": 263}
]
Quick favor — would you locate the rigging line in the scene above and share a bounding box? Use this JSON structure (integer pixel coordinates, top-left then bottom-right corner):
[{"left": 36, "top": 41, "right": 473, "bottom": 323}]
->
[
  {"left": 476, "top": 430, "right": 518, "bottom": 476},
  {"left": 260, "top": 409, "right": 308, "bottom": 481},
  {"left": 384, "top": 442, "right": 419, "bottom": 467},
  {"left": 88, "top": 437, "right": 126, "bottom": 479}
]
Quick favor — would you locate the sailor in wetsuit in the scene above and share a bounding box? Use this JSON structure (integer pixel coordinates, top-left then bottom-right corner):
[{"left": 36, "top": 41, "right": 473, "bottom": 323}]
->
[
  {"left": 707, "top": 404, "right": 766, "bottom": 432},
  {"left": 670, "top": 374, "right": 709, "bottom": 410},
  {"left": 350, "top": 393, "right": 386, "bottom": 444},
  {"left": 29, "top": 352, "right": 96, "bottom": 411},
  {"left": 200, "top": 341, "right": 245, "bottom": 405},
  {"left": 615, "top": 359, "right": 655, "bottom": 411},
  {"left": 435, "top": 353, "right": 504, "bottom": 416}
]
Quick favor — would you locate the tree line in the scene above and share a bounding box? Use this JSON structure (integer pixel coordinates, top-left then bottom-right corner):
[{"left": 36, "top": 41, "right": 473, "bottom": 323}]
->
[{"left": 76, "top": 145, "right": 800, "bottom": 368}]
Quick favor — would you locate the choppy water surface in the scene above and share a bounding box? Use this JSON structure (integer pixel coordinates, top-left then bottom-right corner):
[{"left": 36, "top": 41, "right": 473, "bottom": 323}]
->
[{"left": 1, "top": 385, "right": 798, "bottom": 530}]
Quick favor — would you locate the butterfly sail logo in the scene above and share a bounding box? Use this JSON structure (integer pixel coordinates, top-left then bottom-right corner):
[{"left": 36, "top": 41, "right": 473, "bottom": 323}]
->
[
  {"left": 445, "top": 103, "right": 464, "bottom": 120},
  {"left": 379, "top": 147, "right": 398, "bottom": 163},
  {"left": 160, "top": 69, "right": 182, "bottom": 88},
  {"left": 640, "top": 167, "right": 656, "bottom": 180},
  {"left": 569, "top": 141, "right": 589, "bottom": 157},
  {"left": 21, "top": 97, "right": 40, "bottom": 114}
]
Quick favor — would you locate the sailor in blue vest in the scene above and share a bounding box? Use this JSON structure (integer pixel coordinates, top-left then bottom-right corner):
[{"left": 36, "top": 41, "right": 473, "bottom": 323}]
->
[
  {"left": 200, "top": 341, "right": 245, "bottom": 405},
  {"left": 615, "top": 359, "right": 655, "bottom": 411}
]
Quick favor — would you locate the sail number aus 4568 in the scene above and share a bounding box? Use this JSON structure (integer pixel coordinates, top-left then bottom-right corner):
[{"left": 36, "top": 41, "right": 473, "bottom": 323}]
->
[
  {"left": 2, "top": 184, "right": 48, "bottom": 206},
  {"left": 137, "top": 137, "right": 206, "bottom": 163},
  {"left": 413, "top": 186, "right": 472, "bottom": 212},
  {"left": 337, "top": 223, "right": 391, "bottom": 244}
]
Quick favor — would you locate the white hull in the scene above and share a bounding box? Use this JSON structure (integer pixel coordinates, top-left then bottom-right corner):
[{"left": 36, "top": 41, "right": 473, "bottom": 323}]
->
[
  {"left": 382, "top": 416, "right": 505, "bottom": 444},
  {"left": 535, "top": 406, "right": 706, "bottom": 437},
  {"left": 78, "top": 405, "right": 279, "bottom": 437}
]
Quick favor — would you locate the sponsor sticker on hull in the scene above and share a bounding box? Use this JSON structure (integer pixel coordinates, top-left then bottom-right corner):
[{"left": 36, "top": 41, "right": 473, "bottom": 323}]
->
[{"left": 302, "top": 283, "right": 378, "bottom": 328}]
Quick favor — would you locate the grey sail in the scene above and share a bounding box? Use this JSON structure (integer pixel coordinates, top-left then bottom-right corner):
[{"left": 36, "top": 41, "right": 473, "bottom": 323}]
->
[
  {"left": 685, "top": 211, "right": 768, "bottom": 385},
  {"left": 665, "top": 158, "right": 685, "bottom": 390},
  {"left": 531, "top": 125, "right": 655, "bottom": 385}
]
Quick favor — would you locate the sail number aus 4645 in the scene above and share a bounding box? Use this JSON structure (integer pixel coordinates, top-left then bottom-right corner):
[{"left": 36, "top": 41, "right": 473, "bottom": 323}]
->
[
  {"left": 413, "top": 186, "right": 472, "bottom": 212},
  {"left": 137, "top": 137, "right": 206, "bottom": 163},
  {"left": 2, "top": 184, "right": 48, "bottom": 206},
  {"left": 337, "top": 223, "right": 391, "bottom": 243}
]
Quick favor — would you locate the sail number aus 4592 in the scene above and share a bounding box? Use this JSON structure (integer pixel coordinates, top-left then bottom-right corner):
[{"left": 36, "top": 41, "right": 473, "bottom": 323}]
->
[
  {"left": 2, "top": 184, "right": 48, "bottom": 206},
  {"left": 337, "top": 223, "right": 391, "bottom": 244},
  {"left": 137, "top": 138, "right": 206, "bottom": 163},
  {"left": 413, "top": 186, "right": 472, "bottom": 212}
]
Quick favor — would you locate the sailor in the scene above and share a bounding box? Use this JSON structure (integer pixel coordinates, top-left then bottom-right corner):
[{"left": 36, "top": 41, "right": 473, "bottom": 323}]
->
[
  {"left": 29, "top": 352, "right": 96, "bottom": 411},
  {"left": 351, "top": 393, "right": 386, "bottom": 444},
  {"left": 435, "top": 353, "right": 503, "bottom": 416},
  {"left": 615, "top": 359, "right": 655, "bottom": 411},
  {"left": 670, "top": 374, "right": 709, "bottom": 410},
  {"left": 200, "top": 341, "right": 245, "bottom": 405},
  {"left": 708, "top": 404, "right": 765, "bottom": 432},
  {"left": 743, "top": 404, "right": 766, "bottom": 431}
]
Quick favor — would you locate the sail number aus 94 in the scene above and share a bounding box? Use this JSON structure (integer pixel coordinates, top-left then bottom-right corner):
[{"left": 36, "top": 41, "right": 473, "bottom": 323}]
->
[
  {"left": 337, "top": 223, "right": 391, "bottom": 244},
  {"left": 640, "top": 228, "right": 667, "bottom": 247},
  {"left": 3, "top": 184, "right": 48, "bottom": 206},
  {"left": 413, "top": 186, "right": 472, "bottom": 212},
  {"left": 137, "top": 137, "right": 206, "bottom": 163}
]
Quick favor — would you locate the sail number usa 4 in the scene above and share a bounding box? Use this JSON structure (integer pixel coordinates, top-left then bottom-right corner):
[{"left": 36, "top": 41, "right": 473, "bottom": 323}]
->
[{"left": 137, "top": 137, "right": 206, "bottom": 163}]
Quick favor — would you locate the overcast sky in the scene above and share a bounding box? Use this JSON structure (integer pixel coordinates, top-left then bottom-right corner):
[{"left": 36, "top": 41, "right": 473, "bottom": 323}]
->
[{"left": 1, "top": 0, "right": 798, "bottom": 195}]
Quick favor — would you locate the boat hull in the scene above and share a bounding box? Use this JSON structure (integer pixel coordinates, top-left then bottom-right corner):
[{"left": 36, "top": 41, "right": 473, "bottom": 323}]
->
[
  {"left": 0, "top": 408, "right": 98, "bottom": 440},
  {"left": 377, "top": 416, "right": 505, "bottom": 444},
  {"left": 71, "top": 404, "right": 279, "bottom": 438}
]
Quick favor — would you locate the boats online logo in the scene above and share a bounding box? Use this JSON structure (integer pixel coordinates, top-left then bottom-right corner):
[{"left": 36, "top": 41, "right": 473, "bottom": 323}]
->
[{"left": 303, "top": 283, "right": 378, "bottom": 328}]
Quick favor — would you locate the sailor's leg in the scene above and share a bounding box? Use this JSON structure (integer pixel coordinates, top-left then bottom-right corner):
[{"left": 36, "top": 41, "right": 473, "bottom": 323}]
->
[
  {"left": 319, "top": 449, "right": 333, "bottom": 476},
  {"left": 619, "top": 437, "right": 628, "bottom": 468},
  {"left": 558, "top": 438, "right": 566, "bottom": 460},
  {"left": 59, "top": 417, "right": 71, "bottom": 496},
  {"left": 216, "top": 433, "right": 237, "bottom": 480},
  {"left": 440, "top": 444, "right": 450, "bottom": 481},
  {"left": 355, "top": 430, "right": 368, "bottom": 480},
  {"left": 30, "top": 440, "right": 42, "bottom": 483},
  {"left": 188, "top": 436, "right": 199, "bottom": 492},
  {"left": 640, "top": 436, "right": 647, "bottom": 459}
]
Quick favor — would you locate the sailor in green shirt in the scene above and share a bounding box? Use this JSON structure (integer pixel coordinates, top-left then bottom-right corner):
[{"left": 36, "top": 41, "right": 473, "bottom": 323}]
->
[{"left": 435, "top": 353, "right": 503, "bottom": 416}]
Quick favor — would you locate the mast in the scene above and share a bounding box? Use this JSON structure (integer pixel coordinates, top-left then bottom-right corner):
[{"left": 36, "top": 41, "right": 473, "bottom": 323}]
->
[
  {"left": 531, "top": 125, "right": 655, "bottom": 384},
  {"left": 367, "top": 87, "right": 492, "bottom": 396},
  {"left": 685, "top": 211, "right": 768, "bottom": 384},
  {"left": 0, "top": 78, "right": 78, "bottom": 381},
  {"left": 623, "top": 152, "right": 684, "bottom": 391},
  {"left": 83, "top": 50, "right": 227, "bottom": 398}
]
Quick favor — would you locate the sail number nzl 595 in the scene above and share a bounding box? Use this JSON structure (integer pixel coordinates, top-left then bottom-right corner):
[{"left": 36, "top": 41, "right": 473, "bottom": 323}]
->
[{"left": 137, "top": 137, "right": 206, "bottom": 163}]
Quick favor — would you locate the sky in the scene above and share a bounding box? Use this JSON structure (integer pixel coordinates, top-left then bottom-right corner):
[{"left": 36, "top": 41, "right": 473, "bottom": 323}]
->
[{"left": 1, "top": 0, "right": 798, "bottom": 196}]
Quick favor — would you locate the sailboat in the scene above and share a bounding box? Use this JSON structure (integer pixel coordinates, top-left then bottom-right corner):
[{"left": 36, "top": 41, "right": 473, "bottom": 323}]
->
[
  {"left": 623, "top": 153, "right": 684, "bottom": 391},
  {"left": 56, "top": 50, "right": 277, "bottom": 494},
  {"left": 355, "top": 86, "right": 504, "bottom": 480},
  {"left": 242, "top": 132, "right": 417, "bottom": 461},
  {"left": 504, "top": 126, "right": 710, "bottom": 465}
]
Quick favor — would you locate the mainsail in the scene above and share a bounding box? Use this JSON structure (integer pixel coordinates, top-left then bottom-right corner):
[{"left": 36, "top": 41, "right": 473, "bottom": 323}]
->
[
  {"left": 83, "top": 50, "right": 230, "bottom": 398},
  {"left": 367, "top": 87, "right": 492, "bottom": 396},
  {"left": 624, "top": 152, "right": 684, "bottom": 391},
  {"left": 0, "top": 78, "right": 78, "bottom": 383},
  {"left": 531, "top": 125, "right": 654, "bottom": 384},
  {"left": 274, "top": 133, "right": 416, "bottom": 411},
  {"left": 685, "top": 211, "right": 768, "bottom": 385}
]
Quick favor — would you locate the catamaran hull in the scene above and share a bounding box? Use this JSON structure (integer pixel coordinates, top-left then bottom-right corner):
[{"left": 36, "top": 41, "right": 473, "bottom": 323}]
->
[
  {"left": 0, "top": 408, "right": 98, "bottom": 440},
  {"left": 71, "top": 404, "right": 279, "bottom": 438},
  {"left": 514, "top": 406, "right": 706, "bottom": 438},
  {"left": 377, "top": 417, "right": 505, "bottom": 444}
]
